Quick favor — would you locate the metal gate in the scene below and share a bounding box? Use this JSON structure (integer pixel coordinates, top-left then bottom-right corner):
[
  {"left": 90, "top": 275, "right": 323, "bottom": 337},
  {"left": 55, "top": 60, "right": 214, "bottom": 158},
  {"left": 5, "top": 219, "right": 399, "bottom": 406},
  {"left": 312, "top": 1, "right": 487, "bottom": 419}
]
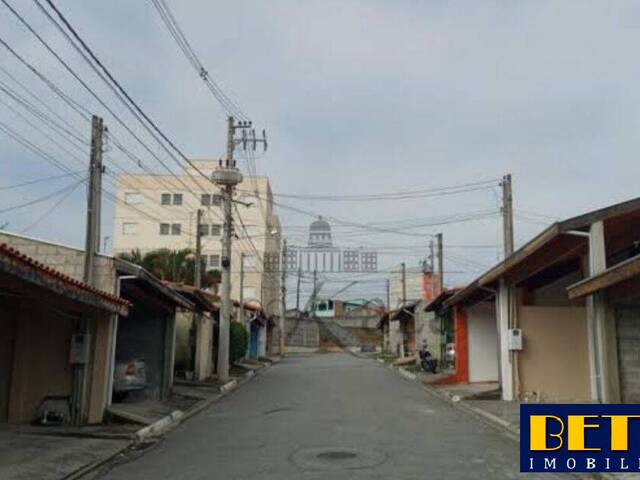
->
[{"left": 616, "top": 307, "right": 640, "bottom": 403}]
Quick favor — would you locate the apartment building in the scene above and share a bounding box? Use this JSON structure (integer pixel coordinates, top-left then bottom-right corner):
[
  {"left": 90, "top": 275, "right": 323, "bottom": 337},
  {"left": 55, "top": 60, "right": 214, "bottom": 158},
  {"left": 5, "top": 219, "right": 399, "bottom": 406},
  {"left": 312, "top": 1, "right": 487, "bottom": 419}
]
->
[{"left": 112, "top": 160, "right": 282, "bottom": 315}]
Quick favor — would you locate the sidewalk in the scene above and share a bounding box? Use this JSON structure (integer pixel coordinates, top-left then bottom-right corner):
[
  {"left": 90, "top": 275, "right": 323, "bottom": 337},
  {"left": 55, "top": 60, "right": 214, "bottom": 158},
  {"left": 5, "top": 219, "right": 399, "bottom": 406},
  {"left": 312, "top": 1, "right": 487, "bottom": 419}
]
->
[{"left": 0, "top": 357, "right": 279, "bottom": 480}]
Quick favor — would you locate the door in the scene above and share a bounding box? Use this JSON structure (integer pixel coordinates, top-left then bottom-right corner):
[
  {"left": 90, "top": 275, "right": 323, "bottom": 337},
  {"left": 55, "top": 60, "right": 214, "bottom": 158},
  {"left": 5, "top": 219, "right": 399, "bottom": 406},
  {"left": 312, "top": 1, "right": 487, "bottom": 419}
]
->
[{"left": 616, "top": 307, "right": 640, "bottom": 403}]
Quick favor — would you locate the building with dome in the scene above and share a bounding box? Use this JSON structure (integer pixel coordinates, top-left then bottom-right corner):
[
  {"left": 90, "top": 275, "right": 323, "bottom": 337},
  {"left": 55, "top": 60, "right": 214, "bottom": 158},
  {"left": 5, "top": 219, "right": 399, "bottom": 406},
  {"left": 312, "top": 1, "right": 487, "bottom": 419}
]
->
[{"left": 286, "top": 217, "right": 378, "bottom": 273}]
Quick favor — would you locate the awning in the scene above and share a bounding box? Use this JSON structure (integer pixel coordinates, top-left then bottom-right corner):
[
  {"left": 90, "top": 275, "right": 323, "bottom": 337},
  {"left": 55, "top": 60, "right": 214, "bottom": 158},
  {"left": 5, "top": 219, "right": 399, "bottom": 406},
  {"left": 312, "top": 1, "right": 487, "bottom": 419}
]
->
[
  {"left": 0, "top": 243, "right": 129, "bottom": 316},
  {"left": 567, "top": 253, "right": 640, "bottom": 299}
]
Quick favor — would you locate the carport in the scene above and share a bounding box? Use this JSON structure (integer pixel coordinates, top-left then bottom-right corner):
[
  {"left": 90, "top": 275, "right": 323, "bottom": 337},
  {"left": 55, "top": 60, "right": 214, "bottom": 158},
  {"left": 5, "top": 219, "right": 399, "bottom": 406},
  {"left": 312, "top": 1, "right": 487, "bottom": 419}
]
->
[
  {"left": 0, "top": 243, "right": 128, "bottom": 425},
  {"left": 113, "top": 260, "right": 193, "bottom": 402}
]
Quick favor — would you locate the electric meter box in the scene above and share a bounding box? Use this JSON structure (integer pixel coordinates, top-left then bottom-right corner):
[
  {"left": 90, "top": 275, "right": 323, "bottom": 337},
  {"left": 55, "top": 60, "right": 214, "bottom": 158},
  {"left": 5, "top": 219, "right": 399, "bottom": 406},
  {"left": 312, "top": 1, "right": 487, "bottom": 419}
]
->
[
  {"left": 508, "top": 328, "right": 522, "bottom": 351},
  {"left": 69, "top": 333, "right": 91, "bottom": 364}
]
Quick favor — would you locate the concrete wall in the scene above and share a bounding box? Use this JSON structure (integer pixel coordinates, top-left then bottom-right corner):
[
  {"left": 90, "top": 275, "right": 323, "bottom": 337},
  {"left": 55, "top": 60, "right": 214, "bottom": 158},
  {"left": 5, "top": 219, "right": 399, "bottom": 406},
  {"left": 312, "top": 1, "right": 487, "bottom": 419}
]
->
[
  {"left": 388, "top": 319, "right": 404, "bottom": 356},
  {"left": 518, "top": 306, "right": 590, "bottom": 402},
  {"left": 330, "top": 315, "right": 380, "bottom": 329},
  {"left": 0, "top": 232, "right": 117, "bottom": 294},
  {"left": 466, "top": 302, "right": 499, "bottom": 383},
  {"left": 284, "top": 318, "right": 319, "bottom": 349}
]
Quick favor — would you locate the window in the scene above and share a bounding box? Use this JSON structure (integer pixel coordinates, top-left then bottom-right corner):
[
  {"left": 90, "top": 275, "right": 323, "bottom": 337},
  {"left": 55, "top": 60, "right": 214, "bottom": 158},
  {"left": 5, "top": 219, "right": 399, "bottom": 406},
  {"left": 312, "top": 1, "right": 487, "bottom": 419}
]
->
[
  {"left": 161, "top": 193, "right": 171, "bottom": 205},
  {"left": 210, "top": 224, "right": 222, "bottom": 236},
  {"left": 159, "top": 223, "right": 170, "bottom": 235},
  {"left": 198, "top": 224, "right": 210, "bottom": 237},
  {"left": 173, "top": 193, "right": 182, "bottom": 205},
  {"left": 124, "top": 192, "right": 142, "bottom": 205},
  {"left": 242, "top": 287, "right": 256, "bottom": 300},
  {"left": 171, "top": 223, "right": 181, "bottom": 235},
  {"left": 243, "top": 254, "right": 256, "bottom": 268},
  {"left": 209, "top": 254, "right": 220, "bottom": 268},
  {"left": 122, "top": 222, "right": 138, "bottom": 235},
  {"left": 201, "top": 194, "right": 211, "bottom": 206},
  {"left": 211, "top": 195, "right": 222, "bottom": 206}
]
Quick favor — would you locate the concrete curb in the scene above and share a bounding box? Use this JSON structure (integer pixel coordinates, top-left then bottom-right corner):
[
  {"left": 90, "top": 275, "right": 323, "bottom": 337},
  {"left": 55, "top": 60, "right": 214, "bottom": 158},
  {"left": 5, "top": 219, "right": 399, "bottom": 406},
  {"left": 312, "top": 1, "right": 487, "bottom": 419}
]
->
[
  {"left": 66, "top": 362, "right": 275, "bottom": 479},
  {"left": 397, "top": 367, "right": 417, "bottom": 381}
]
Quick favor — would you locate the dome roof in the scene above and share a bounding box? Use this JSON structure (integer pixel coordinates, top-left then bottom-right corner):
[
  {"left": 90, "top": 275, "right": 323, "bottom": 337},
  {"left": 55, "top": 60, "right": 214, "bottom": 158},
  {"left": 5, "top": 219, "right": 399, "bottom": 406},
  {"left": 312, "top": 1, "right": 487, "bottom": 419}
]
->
[{"left": 310, "top": 217, "right": 331, "bottom": 232}]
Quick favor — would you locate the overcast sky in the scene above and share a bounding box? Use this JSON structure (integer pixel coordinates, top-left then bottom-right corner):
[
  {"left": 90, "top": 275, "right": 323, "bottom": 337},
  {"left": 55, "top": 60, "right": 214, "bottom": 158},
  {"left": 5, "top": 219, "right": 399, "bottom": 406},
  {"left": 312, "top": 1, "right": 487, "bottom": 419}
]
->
[{"left": 2, "top": 1, "right": 640, "bottom": 302}]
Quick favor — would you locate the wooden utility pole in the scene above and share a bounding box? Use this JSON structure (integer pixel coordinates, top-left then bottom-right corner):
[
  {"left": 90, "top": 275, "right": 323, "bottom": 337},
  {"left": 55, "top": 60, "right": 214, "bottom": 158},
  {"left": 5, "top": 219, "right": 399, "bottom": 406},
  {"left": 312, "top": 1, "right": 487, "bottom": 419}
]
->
[
  {"left": 83, "top": 115, "right": 103, "bottom": 285},
  {"left": 501, "top": 174, "right": 514, "bottom": 258},
  {"left": 295, "top": 266, "right": 302, "bottom": 312},
  {"left": 75, "top": 114, "right": 103, "bottom": 426},
  {"left": 386, "top": 279, "right": 390, "bottom": 310},
  {"left": 279, "top": 239, "right": 287, "bottom": 355},
  {"left": 401, "top": 262, "right": 406, "bottom": 306},
  {"left": 195, "top": 209, "right": 203, "bottom": 289},
  {"left": 436, "top": 232, "right": 443, "bottom": 292}
]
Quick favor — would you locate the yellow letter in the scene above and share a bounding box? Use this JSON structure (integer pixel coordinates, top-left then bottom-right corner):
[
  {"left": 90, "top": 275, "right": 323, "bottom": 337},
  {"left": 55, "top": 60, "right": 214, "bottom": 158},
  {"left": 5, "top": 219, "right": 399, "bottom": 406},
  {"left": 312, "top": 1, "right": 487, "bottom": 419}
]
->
[
  {"left": 530, "top": 415, "right": 564, "bottom": 451},
  {"left": 603, "top": 415, "right": 640, "bottom": 451},
  {"left": 567, "top": 416, "right": 600, "bottom": 451}
]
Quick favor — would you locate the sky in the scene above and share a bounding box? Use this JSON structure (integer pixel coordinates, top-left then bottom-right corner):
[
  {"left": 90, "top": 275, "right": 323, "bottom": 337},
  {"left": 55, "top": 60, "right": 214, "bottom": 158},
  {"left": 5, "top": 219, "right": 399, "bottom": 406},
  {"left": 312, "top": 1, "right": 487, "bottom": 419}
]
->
[{"left": 1, "top": 1, "right": 640, "bottom": 303}]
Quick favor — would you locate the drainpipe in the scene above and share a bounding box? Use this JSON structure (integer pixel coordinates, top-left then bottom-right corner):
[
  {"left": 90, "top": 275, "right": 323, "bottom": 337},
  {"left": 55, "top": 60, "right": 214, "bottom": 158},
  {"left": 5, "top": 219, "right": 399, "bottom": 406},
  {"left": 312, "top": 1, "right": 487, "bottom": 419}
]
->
[{"left": 106, "top": 275, "right": 136, "bottom": 406}]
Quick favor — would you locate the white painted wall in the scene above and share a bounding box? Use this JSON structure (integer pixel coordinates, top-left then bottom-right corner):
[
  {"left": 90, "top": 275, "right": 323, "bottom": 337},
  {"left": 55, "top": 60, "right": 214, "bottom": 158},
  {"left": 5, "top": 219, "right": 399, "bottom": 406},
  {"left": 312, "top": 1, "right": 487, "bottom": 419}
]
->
[{"left": 467, "top": 302, "right": 499, "bottom": 383}]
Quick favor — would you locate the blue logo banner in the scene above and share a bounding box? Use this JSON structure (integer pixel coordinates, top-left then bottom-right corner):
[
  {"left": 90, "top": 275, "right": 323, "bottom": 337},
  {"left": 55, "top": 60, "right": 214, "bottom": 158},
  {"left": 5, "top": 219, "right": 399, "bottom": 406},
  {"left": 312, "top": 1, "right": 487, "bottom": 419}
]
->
[{"left": 521, "top": 404, "right": 640, "bottom": 472}]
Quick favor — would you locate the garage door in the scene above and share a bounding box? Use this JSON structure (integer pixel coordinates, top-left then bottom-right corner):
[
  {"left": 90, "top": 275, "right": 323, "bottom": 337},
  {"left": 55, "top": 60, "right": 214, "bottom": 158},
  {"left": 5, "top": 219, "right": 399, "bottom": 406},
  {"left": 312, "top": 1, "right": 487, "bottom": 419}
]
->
[{"left": 616, "top": 307, "right": 640, "bottom": 403}]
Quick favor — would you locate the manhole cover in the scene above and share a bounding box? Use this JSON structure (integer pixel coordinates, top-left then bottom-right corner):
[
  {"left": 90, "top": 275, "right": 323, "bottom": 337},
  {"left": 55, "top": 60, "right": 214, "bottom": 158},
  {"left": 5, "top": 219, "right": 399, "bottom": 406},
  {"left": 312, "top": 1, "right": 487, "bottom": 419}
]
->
[
  {"left": 317, "top": 451, "right": 358, "bottom": 461},
  {"left": 290, "top": 447, "right": 387, "bottom": 471}
]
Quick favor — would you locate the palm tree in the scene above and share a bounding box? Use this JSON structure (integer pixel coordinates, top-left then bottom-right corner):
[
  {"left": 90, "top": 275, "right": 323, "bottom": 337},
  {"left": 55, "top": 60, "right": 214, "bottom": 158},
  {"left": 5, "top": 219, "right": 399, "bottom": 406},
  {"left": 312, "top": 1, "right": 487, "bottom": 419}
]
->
[{"left": 117, "top": 248, "right": 220, "bottom": 290}]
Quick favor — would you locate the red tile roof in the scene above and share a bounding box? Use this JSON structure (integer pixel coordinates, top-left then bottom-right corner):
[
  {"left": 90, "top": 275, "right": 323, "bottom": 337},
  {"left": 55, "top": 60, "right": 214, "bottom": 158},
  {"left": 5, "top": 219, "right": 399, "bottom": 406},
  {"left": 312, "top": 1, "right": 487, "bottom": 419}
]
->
[{"left": 0, "top": 243, "right": 129, "bottom": 312}]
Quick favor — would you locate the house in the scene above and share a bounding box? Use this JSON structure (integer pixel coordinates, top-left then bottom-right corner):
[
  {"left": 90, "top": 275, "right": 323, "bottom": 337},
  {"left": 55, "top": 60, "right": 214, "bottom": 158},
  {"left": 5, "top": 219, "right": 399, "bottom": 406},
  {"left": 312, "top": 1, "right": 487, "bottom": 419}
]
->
[
  {"left": 0, "top": 243, "right": 129, "bottom": 425},
  {"left": 166, "top": 283, "right": 218, "bottom": 381},
  {"left": 444, "top": 196, "right": 640, "bottom": 403},
  {"left": 0, "top": 231, "right": 194, "bottom": 410},
  {"left": 113, "top": 259, "right": 194, "bottom": 401}
]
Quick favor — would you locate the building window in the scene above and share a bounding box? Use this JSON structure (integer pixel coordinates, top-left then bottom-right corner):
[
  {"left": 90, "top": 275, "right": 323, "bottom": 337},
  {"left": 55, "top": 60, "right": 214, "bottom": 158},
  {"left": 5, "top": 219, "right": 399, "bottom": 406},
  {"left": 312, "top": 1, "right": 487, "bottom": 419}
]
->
[
  {"left": 122, "top": 222, "right": 138, "bottom": 235},
  {"left": 201, "top": 194, "right": 211, "bottom": 206},
  {"left": 242, "top": 287, "right": 256, "bottom": 300},
  {"left": 171, "top": 223, "right": 181, "bottom": 235},
  {"left": 198, "top": 224, "right": 210, "bottom": 237},
  {"left": 161, "top": 193, "right": 171, "bottom": 205},
  {"left": 211, "top": 195, "right": 222, "bottom": 206},
  {"left": 209, "top": 254, "right": 220, "bottom": 268},
  {"left": 210, "top": 224, "right": 221, "bottom": 236},
  {"left": 124, "top": 192, "right": 142, "bottom": 205},
  {"left": 159, "top": 223, "right": 170, "bottom": 235},
  {"left": 173, "top": 193, "right": 182, "bottom": 205},
  {"left": 243, "top": 254, "right": 256, "bottom": 268}
]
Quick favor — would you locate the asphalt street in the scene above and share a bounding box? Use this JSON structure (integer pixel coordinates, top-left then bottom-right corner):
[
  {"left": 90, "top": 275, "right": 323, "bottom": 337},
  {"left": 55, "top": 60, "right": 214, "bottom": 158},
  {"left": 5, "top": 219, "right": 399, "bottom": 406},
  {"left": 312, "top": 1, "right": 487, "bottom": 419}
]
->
[{"left": 99, "top": 353, "right": 555, "bottom": 480}]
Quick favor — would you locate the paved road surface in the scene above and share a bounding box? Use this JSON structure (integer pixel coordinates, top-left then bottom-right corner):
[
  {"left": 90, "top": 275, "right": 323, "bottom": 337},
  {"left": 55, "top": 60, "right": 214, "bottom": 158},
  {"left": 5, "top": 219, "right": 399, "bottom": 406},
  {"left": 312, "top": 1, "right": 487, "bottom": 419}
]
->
[{"left": 99, "top": 354, "right": 551, "bottom": 480}]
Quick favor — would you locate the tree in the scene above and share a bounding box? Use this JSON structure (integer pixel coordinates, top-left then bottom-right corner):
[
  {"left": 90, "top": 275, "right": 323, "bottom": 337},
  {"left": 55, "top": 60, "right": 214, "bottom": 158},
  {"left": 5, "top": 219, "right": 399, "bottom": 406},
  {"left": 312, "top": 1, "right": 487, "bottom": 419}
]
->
[
  {"left": 229, "top": 321, "right": 248, "bottom": 364},
  {"left": 117, "top": 248, "right": 221, "bottom": 290}
]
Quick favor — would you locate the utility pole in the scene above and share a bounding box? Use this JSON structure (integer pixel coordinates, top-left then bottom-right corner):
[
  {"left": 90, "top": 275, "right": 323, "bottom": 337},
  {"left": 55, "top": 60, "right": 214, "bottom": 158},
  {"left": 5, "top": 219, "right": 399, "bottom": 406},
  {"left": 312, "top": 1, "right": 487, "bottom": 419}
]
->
[
  {"left": 296, "top": 266, "right": 302, "bottom": 312},
  {"left": 429, "top": 240, "right": 435, "bottom": 272},
  {"left": 311, "top": 269, "right": 317, "bottom": 317},
  {"left": 195, "top": 209, "right": 203, "bottom": 289},
  {"left": 436, "top": 233, "right": 443, "bottom": 292},
  {"left": 401, "top": 262, "right": 406, "bottom": 306},
  {"left": 386, "top": 279, "right": 390, "bottom": 311},
  {"left": 212, "top": 116, "right": 247, "bottom": 382},
  {"left": 83, "top": 115, "right": 103, "bottom": 285},
  {"left": 74, "top": 115, "right": 103, "bottom": 426},
  {"left": 279, "top": 239, "right": 287, "bottom": 355},
  {"left": 501, "top": 174, "right": 514, "bottom": 258}
]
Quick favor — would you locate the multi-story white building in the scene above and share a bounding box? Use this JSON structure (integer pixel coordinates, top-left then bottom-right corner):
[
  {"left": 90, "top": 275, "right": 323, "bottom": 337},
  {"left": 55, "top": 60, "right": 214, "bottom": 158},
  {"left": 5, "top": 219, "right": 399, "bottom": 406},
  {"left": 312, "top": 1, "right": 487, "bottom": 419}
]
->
[{"left": 112, "top": 160, "right": 281, "bottom": 315}]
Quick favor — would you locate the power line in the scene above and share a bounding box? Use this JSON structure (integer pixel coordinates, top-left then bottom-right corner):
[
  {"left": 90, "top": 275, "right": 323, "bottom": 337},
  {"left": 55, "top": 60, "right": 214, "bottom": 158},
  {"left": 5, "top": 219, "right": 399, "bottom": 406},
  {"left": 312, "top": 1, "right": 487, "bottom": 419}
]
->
[
  {"left": 20, "top": 175, "right": 85, "bottom": 232},
  {"left": 0, "top": 177, "right": 85, "bottom": 214},
  {"left": 0, "top": 170, "right": 82, "bottom": 190}
]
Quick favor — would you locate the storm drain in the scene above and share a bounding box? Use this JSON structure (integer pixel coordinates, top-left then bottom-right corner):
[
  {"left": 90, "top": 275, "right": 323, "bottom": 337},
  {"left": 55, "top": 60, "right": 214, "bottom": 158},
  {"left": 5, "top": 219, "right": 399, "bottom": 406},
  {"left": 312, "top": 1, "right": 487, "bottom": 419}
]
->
[
  {"left": 290, "top": 447, "right": 387, "bottom": 471},
  {"left": 317, "top": 451, "right": 357, "bottom": 461}
]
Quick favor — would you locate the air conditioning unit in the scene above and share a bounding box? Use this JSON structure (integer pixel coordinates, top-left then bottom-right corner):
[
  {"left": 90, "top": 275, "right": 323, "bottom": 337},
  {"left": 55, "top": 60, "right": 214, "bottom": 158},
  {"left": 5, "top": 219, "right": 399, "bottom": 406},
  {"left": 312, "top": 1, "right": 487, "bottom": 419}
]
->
[{"left": 508, "top": 328, "right": 522, "bottom": 351}]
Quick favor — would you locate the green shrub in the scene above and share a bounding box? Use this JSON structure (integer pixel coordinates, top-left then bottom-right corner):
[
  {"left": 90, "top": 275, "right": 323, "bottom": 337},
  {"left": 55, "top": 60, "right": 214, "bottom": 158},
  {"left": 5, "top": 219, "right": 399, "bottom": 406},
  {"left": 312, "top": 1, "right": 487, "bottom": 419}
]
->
[{"left": 229, "top": 321, "right": 248, "bottom": 364}]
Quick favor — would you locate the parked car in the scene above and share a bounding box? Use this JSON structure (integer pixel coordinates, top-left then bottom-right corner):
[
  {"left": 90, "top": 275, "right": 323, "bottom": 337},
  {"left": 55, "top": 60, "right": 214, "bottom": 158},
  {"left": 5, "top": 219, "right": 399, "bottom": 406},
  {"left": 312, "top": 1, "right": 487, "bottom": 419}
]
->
[
  {"left": 444, "top": 343, "right": 455, "bottom": 369},
  {"left": 113, "top": 358, "right": 146, "bottom": 401}
]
